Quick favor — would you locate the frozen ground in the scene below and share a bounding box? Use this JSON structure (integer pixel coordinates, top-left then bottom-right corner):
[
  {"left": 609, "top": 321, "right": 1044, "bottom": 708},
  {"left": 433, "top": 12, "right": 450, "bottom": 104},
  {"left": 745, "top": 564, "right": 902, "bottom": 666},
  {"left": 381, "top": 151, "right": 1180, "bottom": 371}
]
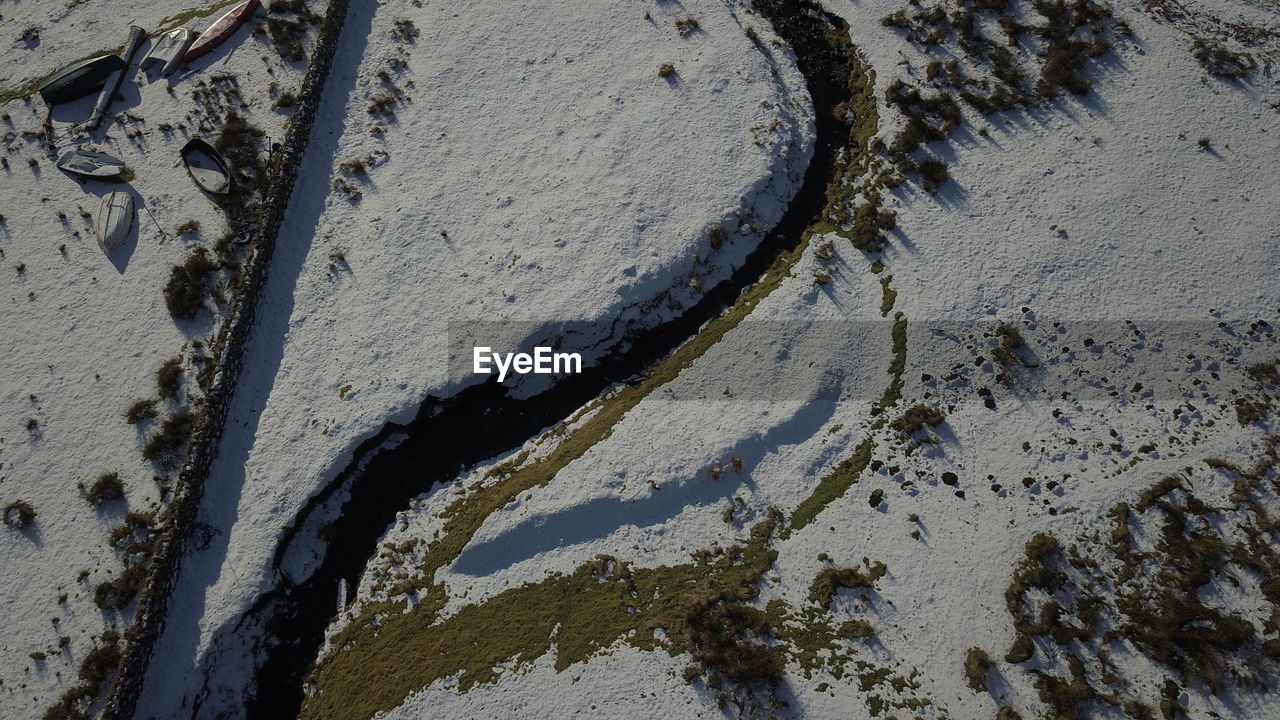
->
[
  {"left": 2, "top": 0, "right": 1278, "bottom": 717},
  {"left": 312, "top": 0, "right": 1280, "bottom": 718},
  {"left": 0, "top": 1, "right": 312, "bottom": 716},
  {"left": 135, "top": 0, "right": 814, "bottom": 716}
]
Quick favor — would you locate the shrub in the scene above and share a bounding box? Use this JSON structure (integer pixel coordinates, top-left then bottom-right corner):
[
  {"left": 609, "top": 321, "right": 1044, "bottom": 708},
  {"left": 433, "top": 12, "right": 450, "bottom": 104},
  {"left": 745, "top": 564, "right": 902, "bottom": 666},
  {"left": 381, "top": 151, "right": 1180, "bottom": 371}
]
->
[
  {"left": 87, "top": 472, "right": 125, "bottom": 505},
  {"left": 964, "top": 647, "right": 994, "bottom": 692},
  {"left": 675, "top": 16, "right": 700, "bottom": 37},
  {"left": 267, "top": 16, "right": 306, "bottom": 61},
  {"left": 77, "top": 639, "right": 121, "bottom": 683},
  {"left": 93, "top": 564, "right": 147, "bottom": 610},
  {"left": 992, "top": 322, "right": 1026, "bottom": 366},
  {"left": 849, "top": 201, "right": 897, "bottom": 251},
  {"left": 658, "top": 63, "right": 675, "bottom": 78},
  {"left": 125, "top": 398, "right": 158, "bottom": 424},
  {"left": 706, "top": 223, "right": 728, "bottom": 249},
  {"left": 391, "top": 18, "right": 419, "bottom": 42},
  {"left": 918, "top": 159, "right": 950, "bottom": 189},
  {"left": 164, "top": 248, "right": 219, "bottom": 320},
  {"left": 142, "top": 410, "right": 194, "bottom": 464},
  {"left": 809, "top": 562, "right": 887, "bottom": 607},
  {"left": 1191, "top": 39, "right": 1255, "bottom": 79},
  {"left": 892, "top": 404, "right": 946, "bottom": 435},
  {"left": 3, "top": 500, "right": 36, "bottom": 529},
  {"left": 175, "top": 219, "right": 200, "bottom": 235},
  {"left": 272, "top": 90, "right": 299, "bottom": 109},
  {"left": 1233, "top": 397, "right": 1269, "bottom": 426},
  {"left": 156, "top": 357, "right": 183, "bottom": 399}
]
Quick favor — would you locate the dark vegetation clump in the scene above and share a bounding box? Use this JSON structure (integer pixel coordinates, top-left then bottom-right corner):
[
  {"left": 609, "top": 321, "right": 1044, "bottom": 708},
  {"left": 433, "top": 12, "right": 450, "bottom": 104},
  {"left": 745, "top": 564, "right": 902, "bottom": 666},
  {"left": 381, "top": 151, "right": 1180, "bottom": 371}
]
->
[
  {"left": 992, "top": 322, "right": 1027, "bottom": 368},
  {"left": 809, "top": 560, "right": 887, "bottom": 607},
  {"left": 917, "top": 158, "right": 949, "bottom": 190},
  {"left": 3, "top": 500, "right": 36, "bottom": 529},
  {"left": 892, "top": 403, "right": 946, "bottom": 435},
  {"left": 1191, "top": 39, "right": 1255, "bottom": 79},
  {"left": 267, "top": 16, "right": 307, "bottom": 61},
  {"left": 964, "top": 647, "right": 995, "bottom": 692},
  {"left": 86, "top": 472, "right": 125, "bottom": 505},
  {"left": 164, "top": 248, "right": 220, "bottom": 320},
  {"left": 125, "top": 398, "right": 158, "bottom": 424},
  {"left": 142, "top": 409, "right": 194, "bottom": 464},
  {"left": 156, "top": 357, "right": 184, "bottom": 399},
  {"left": 1233, "top": 397, "right": 1269, "bottom": 426},
  {"left": 685, "top": 600, "right": 782, "bottom": 687},
  {"left": 93, "top": 564, "right": 147, "bottom": 610},
  {"left": 998, "top": 447, "right": 1280, "bottom": 716},
  {"left": 849, "top": 201, "right": 897, "bottom": 251},
  {"left": 391, "top": 18, "right": 419, "bottom": 43},
  {"left": 876, "top": 0, "right": 1119, "bottom": 186},
  {"left": 43, "top": 632, "right": 122, "bottom": 720},
  {"left": 658, "top": 63, "right": 676, "bottom": 78}
]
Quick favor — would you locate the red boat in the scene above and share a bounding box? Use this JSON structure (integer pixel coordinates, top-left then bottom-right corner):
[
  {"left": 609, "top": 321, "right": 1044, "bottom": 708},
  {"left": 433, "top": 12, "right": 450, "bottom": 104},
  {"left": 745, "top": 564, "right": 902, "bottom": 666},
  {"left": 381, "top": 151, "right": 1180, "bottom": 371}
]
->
[{"left": 182, "top": 0, "right": 261, "bottom": 65}]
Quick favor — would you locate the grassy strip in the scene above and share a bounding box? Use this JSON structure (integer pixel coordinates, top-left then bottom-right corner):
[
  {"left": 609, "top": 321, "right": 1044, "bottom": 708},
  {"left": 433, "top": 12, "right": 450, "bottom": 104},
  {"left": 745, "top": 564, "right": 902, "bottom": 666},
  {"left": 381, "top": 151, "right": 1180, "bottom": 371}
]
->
[
  {"left": 789, "top": 312, "right": 907, "bottom": 533},
  {"left": 304, "top": 519, "right": 782, "bottom": 719}
]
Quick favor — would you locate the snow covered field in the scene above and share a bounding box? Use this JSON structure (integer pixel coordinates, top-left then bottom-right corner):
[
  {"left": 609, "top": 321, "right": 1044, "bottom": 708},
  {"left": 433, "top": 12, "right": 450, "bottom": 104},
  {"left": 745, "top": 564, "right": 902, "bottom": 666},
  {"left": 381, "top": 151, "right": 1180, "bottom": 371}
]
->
[
  {"left": 2, "top": 0, "right": 1278, "bottom": 717},
  {"left": 307, "top": 0, "right": 1280, "bottom": 718},
  {"left": 0, "top": 1, "right": 314, "bottom": 716},
  {"left": 134, "top": 0, "right": 814, "bottom": 716}
]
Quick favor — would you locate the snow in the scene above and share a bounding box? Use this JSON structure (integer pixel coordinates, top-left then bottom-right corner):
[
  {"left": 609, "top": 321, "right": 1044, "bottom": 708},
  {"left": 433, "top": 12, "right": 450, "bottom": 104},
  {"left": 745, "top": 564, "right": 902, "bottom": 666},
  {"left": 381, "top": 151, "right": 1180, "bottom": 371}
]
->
[
  {"left": 324, "top": 0, "right": 1280, "bottom": 717},
  {"left": 134, "top": 0, "right": 813, "bottom": 715},
  {"left": 3, "top": 0, "right": 1278, "bottom": 715},
  {"left": 0, "top": 2, "right": 309, "bottom": 714}
]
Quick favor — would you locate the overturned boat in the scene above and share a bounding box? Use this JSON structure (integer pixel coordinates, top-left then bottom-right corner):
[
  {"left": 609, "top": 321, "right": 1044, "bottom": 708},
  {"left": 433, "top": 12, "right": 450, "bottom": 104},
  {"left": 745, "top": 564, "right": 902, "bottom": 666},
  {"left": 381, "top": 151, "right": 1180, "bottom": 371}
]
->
[
  {"left": 38, "top": 55, "right": 127, "bottom": 105},
  {"left": 181, "top": 137, "right": 232, "bottom": 194},
  {"left": 95, "top": 191, "right": 134, "bottom": 253},
  {"left": 141, "top": 28, "right": 196, "bottom": 77},
  {"left": 182, "top": 0, "right": 261, "bottom": 65},
  {"left": 56, "top": 149, "right": 126, "bottom": 179}
]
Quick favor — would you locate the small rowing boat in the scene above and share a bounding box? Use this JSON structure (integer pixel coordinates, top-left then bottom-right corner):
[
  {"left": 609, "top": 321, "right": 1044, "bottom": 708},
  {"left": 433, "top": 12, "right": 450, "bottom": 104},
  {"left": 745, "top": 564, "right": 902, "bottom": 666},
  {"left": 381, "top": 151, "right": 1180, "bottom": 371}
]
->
[
  {"left": 181, "top": 138, "right": 232, "bottom": 194},
  {"left": 95, "top": 191, "right": 134, "bottom": 253},
  {"left": 56, "top": 149, "right": 127, "bottom": 179},
  {"left": 141, "top": 28, "right": 197, "bottom": 77},
  {"left": 38, "top": 55, "right": 126, "bottom": 105},
  {"left": 182, "top": 0, "right": 262, "bottom": 65}
]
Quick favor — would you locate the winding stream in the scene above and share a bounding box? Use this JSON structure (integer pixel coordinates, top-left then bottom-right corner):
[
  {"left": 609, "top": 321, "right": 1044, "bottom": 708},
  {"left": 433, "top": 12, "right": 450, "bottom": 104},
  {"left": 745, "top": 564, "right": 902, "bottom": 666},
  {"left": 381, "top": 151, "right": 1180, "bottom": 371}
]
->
[{"left": 227, "top": 3, "right": 859, "bottom": 717}]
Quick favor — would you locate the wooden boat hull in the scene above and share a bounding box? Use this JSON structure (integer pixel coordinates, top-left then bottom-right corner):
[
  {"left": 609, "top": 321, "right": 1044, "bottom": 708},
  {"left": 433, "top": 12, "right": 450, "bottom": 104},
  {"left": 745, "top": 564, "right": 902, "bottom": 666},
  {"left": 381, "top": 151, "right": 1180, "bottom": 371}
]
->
[
  {"left": 56, "top": 149, "right": 126, "bottom": 179},
  {"left": 141, "top": 28, "right": 197, "bottom": 77},
  {"left": 181, "top": 137, "right": 232, "bottom": 194},
  {"left": 182, "top": 0, "right": 261, "bottom": 64},
  {"left": 95, "top": 191, "right": 134, "bottom": 253},
  {"left": 38, "top": 55, "right": 126, "bottom": 105}
]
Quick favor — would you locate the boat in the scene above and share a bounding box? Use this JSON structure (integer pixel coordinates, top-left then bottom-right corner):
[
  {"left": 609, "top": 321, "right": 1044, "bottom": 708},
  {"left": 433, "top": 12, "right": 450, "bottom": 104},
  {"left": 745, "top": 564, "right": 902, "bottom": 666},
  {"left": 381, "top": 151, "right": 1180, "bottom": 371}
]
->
[
  {"left": 95, "top": 191, "right": 134, "bottom": 253},
  {"left": 180, "top": 138, "right": 232, "bottom": 194},
  {"left": 182, "top": 0, "right": 262, "bottom": 65},
  {"left": 38, "top": 55, "right": 127, "bottom": 105},
  {"left": 56, "top": 149, "right": 126, "bottom": 179},
  {"left": 140, "top": 28, "right": 197, "bottom": 77},
  {"left": 88, "top": 26, "right": 148, "bottom": 131}
]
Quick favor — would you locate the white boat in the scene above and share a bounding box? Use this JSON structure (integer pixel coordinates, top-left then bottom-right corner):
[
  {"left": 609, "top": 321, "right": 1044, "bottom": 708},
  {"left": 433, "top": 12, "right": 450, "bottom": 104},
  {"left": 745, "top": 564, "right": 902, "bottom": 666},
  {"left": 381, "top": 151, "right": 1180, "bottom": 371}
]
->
[
  {"left": 56, "top": 149, "right": 126, "bottom": 179},
  {"left": 141, "top": 28, "right": 196, "bottom": 78},
  {"left": 95, "top": 191, "right": 134, "bottom": 253}
]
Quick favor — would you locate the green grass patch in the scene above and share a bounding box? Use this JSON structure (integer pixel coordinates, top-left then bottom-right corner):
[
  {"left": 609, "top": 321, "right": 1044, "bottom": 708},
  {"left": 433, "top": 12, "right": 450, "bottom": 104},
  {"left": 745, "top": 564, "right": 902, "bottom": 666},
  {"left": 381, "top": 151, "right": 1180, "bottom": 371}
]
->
[{"left": 304, "top": 517, "right": 782, "bottom": 720}]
